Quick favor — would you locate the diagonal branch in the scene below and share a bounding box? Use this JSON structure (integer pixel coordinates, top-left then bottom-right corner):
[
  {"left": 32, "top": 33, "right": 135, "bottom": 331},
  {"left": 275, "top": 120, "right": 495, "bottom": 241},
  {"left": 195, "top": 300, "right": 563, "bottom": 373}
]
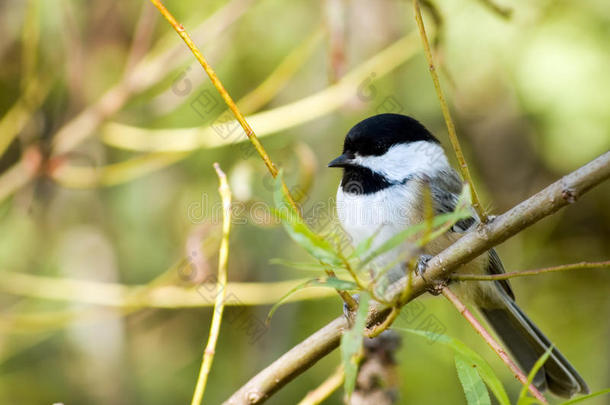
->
[{"left": 224, "top": 151, "right": 610, "bottom": 404}]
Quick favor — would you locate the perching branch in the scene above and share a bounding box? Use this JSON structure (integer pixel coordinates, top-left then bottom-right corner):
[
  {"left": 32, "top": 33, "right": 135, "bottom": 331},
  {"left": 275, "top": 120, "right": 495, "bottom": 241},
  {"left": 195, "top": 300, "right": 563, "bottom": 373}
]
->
[
  {"left": 224, "top": 151, "right": 610, "bottom": 404},
  {"left": 453, "top": 260, "right": 610, "bottom": 281},
  {"left": 190, "top": 163, "right": 232, "bottom": 405}
]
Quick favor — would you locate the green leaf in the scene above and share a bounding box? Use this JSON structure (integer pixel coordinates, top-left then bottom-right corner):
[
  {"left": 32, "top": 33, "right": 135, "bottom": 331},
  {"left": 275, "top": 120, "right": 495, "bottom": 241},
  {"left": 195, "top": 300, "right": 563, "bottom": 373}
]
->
[
  {"left": 397, "top": 328, "right": 510, "bottom": 405},
  {"left": 560, "top": 388, "right": 610, "bottom": 405},
  {"left": 341, "top": 291, "right": 370, "bottom": 400},
  {"left": 359, "top": 208, "right": 471, "bottom": 268},
  {"left": 516, "top": 346, "right": 554, "bottom": 405},
  {"left": 269, "top": 258, "right": 347, "bottom": 273},
  {"left": 517, "top": 398, "right": 542, "bottom": 405},
  {"left": 272, "top": 172, "right": 343, "bottom": 267},
  {"left": 455, "top": 353, "right": 492, "bottom": 405},
  {"left": 265, "top": 277, "right": 358, "bottom": 323},
  {"left": 348, "top": 225, "right": 382, "bottom": 259}
]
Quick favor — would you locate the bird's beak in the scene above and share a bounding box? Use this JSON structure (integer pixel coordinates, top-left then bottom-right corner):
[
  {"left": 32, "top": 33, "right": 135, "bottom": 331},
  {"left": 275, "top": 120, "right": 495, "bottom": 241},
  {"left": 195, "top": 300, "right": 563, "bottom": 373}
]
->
[{"left": 328, "top": 154, "right": 353, "bottom": 168}]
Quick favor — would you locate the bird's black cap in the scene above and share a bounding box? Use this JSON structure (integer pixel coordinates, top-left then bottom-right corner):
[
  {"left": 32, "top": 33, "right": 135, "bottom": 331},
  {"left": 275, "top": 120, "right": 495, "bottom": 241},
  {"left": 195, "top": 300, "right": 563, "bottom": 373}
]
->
[{"left": 341, "top": 113, "right": 439, "bottom": 157}]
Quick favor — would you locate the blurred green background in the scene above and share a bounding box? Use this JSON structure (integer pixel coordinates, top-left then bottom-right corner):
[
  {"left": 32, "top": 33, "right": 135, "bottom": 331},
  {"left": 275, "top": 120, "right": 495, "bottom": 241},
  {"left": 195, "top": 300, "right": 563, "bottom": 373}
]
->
[{"left": 0, "top": 0, "right": 608, "bottom": 404}]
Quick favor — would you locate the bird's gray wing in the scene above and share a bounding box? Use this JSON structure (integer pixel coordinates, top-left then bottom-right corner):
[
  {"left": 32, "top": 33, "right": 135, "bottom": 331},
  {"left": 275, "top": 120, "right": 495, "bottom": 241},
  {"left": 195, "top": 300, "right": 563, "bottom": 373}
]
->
[
  {"left": 427, "top": 169, "right": 476, "bottom": 232},
  {"left": 487, "top": 247, "right": 515, "bottom": 300},
  {"left": 428, "top": 169, "right": 514, "bottom": 299}
]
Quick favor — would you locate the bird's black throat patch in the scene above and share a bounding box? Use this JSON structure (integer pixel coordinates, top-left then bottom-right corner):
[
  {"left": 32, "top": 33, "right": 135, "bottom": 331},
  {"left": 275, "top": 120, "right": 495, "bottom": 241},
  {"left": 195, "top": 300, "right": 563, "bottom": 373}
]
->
[{"left": 340, "top": 165, "right": 408, "bottom": 194}]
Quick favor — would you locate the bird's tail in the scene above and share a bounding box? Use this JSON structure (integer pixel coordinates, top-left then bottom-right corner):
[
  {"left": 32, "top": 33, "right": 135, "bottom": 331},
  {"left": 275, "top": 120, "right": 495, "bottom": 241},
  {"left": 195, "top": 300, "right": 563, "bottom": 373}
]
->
[{"left": 479, "top": 290, "right": 589, "bottom": 398}]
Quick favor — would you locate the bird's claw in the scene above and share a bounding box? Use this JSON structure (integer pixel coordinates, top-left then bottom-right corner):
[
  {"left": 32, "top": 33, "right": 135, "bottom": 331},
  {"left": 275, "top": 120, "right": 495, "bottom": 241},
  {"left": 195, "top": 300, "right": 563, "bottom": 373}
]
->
[
  {"left": 343, "top": 293, "right": 360, "bottom": 320},
  {"left": 415, "top": 254, "right": 446, "bottom": 296},
  {"left": 415, "top": 254, "right": 433, "bottom": 279}
]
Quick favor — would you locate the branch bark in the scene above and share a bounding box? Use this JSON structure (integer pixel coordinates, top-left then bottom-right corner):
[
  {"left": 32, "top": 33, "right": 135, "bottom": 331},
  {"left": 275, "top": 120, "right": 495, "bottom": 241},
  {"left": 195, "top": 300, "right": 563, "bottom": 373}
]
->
[{"left": 224, "top": 151, "right": 610, "bottom": 404}]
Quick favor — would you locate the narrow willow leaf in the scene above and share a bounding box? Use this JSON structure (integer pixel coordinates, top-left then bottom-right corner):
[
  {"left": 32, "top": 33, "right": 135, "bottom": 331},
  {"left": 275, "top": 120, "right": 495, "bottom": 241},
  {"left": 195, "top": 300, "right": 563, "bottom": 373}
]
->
[
  {"left": 341, "top": 291, "right": 370, "bottom": 400},
  {"left": 269, "top": 258, "right": 347, "bottom": 273},
  {"left": 272, "top": 172, "right": 343, "bottom": 267},
  {"left": 266, "top": 277, "right": 358, "bottom": 323},
  {"left": 455, "top": 353, "right": 492, "bottom": 405},
  {"left": 360, "top": 208, "right": 471, "bottom": 268},
  {"left": 397, "top": 328, "right": 510, "bottom": 405},
  {"left": 517, "top": 398, "right": 542, "bottom": 405},
  {"left": 516, "top": 346, "right": 553, "bottom": 405},
  {"left": 310, "top": 277, "right": 359, "bottom": 290},
  {"left": 560, "top": 388, "right": 610, "bottom": 405},
  {"left": 349, "top": 225, "right": 382, "bottom": 259}
]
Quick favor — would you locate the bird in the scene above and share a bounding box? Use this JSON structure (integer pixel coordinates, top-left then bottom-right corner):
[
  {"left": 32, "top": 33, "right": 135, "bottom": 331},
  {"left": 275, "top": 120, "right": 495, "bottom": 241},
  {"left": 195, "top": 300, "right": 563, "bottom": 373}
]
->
[{"left": 328, "top": 113, "right": 589, "bottom": 398}]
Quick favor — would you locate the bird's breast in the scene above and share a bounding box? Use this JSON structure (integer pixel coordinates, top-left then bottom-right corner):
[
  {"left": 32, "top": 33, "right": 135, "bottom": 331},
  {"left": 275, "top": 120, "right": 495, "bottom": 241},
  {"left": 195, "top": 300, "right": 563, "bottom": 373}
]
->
[{"left": 336, "top": 184, "right": 423, "bottom": 270}]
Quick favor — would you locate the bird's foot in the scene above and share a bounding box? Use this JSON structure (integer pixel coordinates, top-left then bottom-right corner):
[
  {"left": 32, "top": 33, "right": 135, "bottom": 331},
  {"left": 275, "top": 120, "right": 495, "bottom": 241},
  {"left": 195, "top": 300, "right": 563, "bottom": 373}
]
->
[
  {"left": 415, "top": 254, "right": 446, "bottom": 296},
  {"left": 415, "top": 254, "right": 433, "bottom": 279},
  {"left": 343, "top": 293, "right": 359, "bottom": 320}
]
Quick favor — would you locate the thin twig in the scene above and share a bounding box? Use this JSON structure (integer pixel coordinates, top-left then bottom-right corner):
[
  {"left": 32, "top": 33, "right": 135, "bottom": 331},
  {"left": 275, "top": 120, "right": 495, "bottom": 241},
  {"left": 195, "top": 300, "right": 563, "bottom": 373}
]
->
[
  {"left": 323, "top": 0, "right": 348, "bottom": 82},
  {"left": 366, "top": 307, "right": 399, "bottom": 339},
  {"left": 412, "top": 0, "right": 488, "bottom": 223},
  {"left": 191, "top": 163, "right": 232, "bottom": 405},
  {"left": 148, "top": 0, "right": 355, "bottom": 308},
  {"left": 224, "top": 152, "right": 610, "bottom": 404},
  {"left": 441, "top": 286, "right": 548, "bottom": 404},
  {"left": 453, "top": 260, "right": 610, "bottom": 281},
  {"left": 124, "top": 2, "right": 158, "bottom": 75},
  {"left": 297, "top": 365, "right": 344, "bottom": 405},
  {"left": 148, "top": 0, "right": 277, "bottom": 178}
]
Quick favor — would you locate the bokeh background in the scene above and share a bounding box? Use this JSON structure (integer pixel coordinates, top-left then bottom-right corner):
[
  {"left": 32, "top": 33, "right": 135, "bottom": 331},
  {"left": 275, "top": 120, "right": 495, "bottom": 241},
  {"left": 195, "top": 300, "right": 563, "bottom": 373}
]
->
[{"left": 0, "top": 0, "right": 608, "bottom": 404}]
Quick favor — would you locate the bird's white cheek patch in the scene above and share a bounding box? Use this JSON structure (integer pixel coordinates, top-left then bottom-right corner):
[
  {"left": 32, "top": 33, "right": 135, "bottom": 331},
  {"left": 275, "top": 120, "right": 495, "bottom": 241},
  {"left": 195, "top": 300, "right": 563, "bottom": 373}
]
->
[{"left": 353, "top": 142, "right": 450, "bottom": 182}]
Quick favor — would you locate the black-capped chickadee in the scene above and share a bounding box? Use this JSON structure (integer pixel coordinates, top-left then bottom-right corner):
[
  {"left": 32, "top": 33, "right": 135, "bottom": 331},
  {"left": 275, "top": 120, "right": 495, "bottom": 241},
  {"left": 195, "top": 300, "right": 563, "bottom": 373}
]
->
[{"left": 329, "top": 113, "right": 588, "bottom": 398}]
